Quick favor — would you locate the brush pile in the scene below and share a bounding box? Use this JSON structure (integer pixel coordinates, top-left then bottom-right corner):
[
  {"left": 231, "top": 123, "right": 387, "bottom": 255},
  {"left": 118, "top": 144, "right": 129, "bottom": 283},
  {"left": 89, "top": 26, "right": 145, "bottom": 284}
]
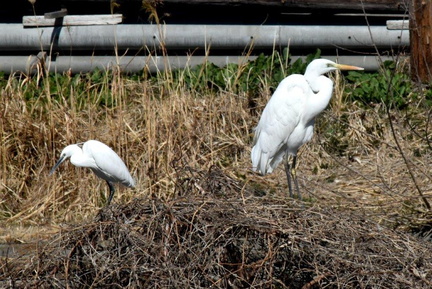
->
[{"left": 2, "top": 166, "right": 432, "bottom": 288}]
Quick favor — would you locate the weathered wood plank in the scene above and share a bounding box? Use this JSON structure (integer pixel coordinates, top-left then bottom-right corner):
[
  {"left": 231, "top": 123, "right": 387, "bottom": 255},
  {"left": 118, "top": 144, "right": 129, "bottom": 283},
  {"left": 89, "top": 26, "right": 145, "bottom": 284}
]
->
[
  {"left": 156, "top": 0, "right": 408, "bottom": 12},
  {"left": 23, "top": 14, "right": 122, "bottom": 27},
  {"left": 58, "top": 0, "right": 408, "bottom": 12},
  {"left": 386, "top": 20, "right": 409, "bottom": 29}
]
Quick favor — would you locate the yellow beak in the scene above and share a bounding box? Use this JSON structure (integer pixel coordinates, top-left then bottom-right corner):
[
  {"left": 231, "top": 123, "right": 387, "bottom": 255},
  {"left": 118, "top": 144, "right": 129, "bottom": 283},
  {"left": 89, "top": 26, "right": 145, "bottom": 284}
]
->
[{"left": 334, "top": 63, "right": 364, "bottom": 71}]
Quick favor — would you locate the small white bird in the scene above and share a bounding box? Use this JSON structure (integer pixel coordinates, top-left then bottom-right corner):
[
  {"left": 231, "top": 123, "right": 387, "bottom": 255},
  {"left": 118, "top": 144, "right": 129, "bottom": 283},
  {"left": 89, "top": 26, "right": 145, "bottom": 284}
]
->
[
  {"left": 251, "top": 59, "right": 364, "bottom": 198},
  {"left": 50, "top": 140, "right": 135, "bottom": 205}
]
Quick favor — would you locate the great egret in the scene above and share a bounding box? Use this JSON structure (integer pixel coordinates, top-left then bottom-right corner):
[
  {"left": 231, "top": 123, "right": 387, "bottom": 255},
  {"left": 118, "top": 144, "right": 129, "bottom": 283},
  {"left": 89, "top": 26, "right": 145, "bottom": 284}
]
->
[
  {"left": 50, "top": 140, "right": 135, "bottom": 205},
  {"left": 251, "top": 59, "right": 364, "bottom": 198}
]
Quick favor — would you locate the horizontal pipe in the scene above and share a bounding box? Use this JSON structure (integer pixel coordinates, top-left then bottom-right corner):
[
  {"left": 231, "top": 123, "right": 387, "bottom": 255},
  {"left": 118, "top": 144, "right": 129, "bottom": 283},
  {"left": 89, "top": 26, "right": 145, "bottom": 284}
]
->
[
  {"left": 0, "top": 24, "right": 409, "bottom": 51},
  {"left": 2, "top": 55, "right": 254, "bottom": 74},
  {"left": 0, "top": 55, "right": 402, "bottom": 74}
]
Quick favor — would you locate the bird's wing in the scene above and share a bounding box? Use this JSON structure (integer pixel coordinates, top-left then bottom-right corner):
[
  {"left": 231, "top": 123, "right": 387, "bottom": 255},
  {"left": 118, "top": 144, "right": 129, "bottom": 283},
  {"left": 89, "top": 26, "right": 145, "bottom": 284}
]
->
[
  {"left": 84, "top": 140, "right": 135, "bottom": 187},
  {"left": 252, "top": 75, "right": 309, "bottom": 174}
]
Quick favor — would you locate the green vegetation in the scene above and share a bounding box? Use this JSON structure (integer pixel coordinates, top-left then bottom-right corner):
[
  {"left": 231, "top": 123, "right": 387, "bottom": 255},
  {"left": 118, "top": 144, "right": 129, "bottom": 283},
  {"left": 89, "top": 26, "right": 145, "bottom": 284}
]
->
[
  {"left": 5, "top": 50, "right": 420, "bottom": 111},
  {"left": 170, "top": 48, "right": 321, "bottom": 95},
  {"left": 345, "top": 61, "right": 423, "bottom": 109}
]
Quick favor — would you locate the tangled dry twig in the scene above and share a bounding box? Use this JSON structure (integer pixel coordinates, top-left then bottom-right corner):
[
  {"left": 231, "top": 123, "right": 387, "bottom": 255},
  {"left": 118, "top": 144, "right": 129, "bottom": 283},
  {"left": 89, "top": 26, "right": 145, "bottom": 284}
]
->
[{"left": 2, "top": 167, "right": 431, "bottom": 288}]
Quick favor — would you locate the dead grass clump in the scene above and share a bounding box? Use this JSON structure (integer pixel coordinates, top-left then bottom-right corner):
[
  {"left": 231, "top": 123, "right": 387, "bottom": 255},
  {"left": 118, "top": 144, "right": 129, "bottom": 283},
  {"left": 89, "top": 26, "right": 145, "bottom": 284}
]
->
[{"left": 2, "top": 167, "right": 432, "bottom": 288}]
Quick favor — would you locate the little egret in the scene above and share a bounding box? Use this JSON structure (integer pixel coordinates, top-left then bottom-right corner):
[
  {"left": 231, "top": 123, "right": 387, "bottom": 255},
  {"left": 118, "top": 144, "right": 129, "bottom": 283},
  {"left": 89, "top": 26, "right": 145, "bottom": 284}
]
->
[
  {"left": 50, "top": 140, "right": 135, "bottom": 205},
  {"left": 251, "top": 59, "right": 364, "bottom": 198}
]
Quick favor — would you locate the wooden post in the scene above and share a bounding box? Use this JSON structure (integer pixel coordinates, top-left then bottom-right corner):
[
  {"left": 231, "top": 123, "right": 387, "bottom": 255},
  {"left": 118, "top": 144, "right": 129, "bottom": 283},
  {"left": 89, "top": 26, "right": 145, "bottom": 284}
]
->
[{"left": 410, "top": 0, "right": 432, "bottom": 82}]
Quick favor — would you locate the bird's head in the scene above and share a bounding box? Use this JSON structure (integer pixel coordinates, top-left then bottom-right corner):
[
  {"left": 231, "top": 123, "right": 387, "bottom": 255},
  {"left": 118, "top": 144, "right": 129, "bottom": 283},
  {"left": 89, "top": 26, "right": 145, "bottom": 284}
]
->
[
  {"left": 305, "top": 59, "right": 364, "bottom": 76},
  {"left": 49, "top": 144, "right": 80, "bottom": 175}
]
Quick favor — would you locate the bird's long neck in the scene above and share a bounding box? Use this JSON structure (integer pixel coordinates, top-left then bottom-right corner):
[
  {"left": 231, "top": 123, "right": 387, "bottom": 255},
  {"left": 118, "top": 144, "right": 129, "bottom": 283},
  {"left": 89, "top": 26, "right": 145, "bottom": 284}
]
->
[
  {"left": 69, "top": 146, "right": 94, "bottom": 168},
  {"left": 305, "top": 69, "right": 326, "bottom": 92},
  {"left": 304, "top": 74, "right": 334, "bottom": 121}
]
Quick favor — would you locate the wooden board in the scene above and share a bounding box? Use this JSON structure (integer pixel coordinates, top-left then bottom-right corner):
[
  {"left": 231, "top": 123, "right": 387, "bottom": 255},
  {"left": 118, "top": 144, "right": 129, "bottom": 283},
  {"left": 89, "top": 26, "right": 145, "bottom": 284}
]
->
[
  {"left": 53, "top": 0, "right": 407, "bottom": 12},
  {"left": 23, "top": 14, "right": 122, "bottom": 27},
  {"left": 386, "top": 20, "right": 409, "bottom": 30},
  {"left": 156, "top": 0, "right": 407, "bottom": 12}
]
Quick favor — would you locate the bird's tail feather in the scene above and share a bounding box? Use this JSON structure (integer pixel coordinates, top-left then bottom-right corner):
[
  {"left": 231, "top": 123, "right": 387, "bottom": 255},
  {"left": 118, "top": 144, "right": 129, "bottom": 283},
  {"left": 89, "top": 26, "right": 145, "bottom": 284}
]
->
[{"left": 251, "top": 144, "right": 269, "bottom": 175}]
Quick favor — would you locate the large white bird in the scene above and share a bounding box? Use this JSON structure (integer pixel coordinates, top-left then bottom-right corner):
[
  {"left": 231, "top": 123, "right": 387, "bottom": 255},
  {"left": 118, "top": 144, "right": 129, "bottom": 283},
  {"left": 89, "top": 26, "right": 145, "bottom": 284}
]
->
[
  {"left": 50, "top": 140, "right": 135, "bottom": 205},
  {"left": 251, "top": 59, "right": 364, "bottom": 198}
]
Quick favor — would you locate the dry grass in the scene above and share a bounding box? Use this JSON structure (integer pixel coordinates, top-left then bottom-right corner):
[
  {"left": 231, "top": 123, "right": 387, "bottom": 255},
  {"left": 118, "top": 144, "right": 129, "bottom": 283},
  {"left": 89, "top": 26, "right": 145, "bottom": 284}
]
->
[
  {"left": 1, "top": 63, "right": 432, "bottom": 229},
  {"left": 0, "top": 68, "right": 254, "bottom": 227},
  {"left": 1, "top": 59, "right": 432, "bottom": 287}
]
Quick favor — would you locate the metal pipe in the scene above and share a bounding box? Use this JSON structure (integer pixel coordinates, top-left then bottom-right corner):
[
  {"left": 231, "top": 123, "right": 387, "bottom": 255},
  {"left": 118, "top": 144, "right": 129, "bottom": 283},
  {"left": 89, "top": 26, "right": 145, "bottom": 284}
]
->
[
  {"left": 0, "top": 24, "right": 409, "bottom": 51},
  {"left": 0, "top": 55, "right": 401, "bottom": 74}
]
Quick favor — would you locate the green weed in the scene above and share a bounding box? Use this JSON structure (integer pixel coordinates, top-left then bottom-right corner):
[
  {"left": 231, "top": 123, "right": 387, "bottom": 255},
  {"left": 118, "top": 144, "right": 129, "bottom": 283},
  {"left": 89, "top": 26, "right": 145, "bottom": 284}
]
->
[{"left": 345, "top": 61, "right": 415, "bottom": 109}]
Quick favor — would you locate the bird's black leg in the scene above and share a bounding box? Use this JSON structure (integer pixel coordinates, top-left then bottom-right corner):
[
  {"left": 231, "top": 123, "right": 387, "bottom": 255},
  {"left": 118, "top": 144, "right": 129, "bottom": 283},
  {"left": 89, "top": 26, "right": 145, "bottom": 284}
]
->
[
  {"left": 284, "top": 155, "right": 294, "bottom": 198},
  {"left": 291, "top": 156, "right": 302, "bottom": 200},
  {"left": 106, "top": 180, "right": 116, "bottom": 205}
]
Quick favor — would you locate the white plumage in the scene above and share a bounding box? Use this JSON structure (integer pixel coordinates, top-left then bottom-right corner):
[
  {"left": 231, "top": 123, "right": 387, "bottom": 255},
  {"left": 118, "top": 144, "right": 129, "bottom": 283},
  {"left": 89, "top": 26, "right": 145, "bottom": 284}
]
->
[
  {"left": 50, "top": 140, "right": 135, "bottom": 205},
  {"left": 251, "top": 59, "right": 363, "bottom": 197}
]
